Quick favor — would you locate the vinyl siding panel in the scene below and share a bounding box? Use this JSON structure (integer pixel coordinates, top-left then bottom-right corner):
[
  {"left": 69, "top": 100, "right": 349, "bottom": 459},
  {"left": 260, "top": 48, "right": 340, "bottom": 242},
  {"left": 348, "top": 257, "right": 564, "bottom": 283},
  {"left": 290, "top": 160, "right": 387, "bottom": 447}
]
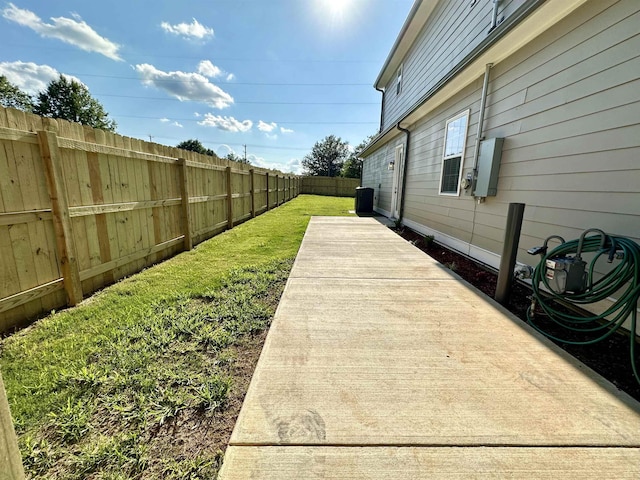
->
[
  {"left": 402, "top": 78, "right": 483, "bottom": 244},
  {"left": 362, "top": 138, "right": 405, "bottom": 214},
  {"left": 381, "top": 0, "right": 521, "bottom": 130},
  {"left": 368, "top": 0, "right": 640, "bottom": 265}
]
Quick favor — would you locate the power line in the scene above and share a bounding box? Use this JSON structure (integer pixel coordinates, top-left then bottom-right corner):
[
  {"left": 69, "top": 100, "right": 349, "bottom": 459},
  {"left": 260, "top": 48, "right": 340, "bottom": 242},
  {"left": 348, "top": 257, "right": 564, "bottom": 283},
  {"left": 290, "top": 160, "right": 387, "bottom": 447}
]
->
[
  {"left": 59, "top": 72, "right": 371, "bottom": 86},
  {"left": 97, "top": 93, "right": 377, "bottom": 105},
  {"left": 4, "top": 43, "right": 382, "bottom": 63},
  {"left": 114, "top": 114, "right": 377, "bottom": 125},
  {"left": 136, "top": 134, "right": 312, "bottom": 151}
]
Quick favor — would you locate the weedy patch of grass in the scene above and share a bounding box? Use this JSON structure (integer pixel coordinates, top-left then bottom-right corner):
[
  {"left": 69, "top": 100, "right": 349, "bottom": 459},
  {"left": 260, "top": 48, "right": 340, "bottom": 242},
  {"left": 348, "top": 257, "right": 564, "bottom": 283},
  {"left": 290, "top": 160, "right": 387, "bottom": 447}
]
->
[
  {"left": 162, "top": 451, "right": 224, "bottom": 480},
  {"left": 0, "top": 195, "right": 354, "bottom": 479}
]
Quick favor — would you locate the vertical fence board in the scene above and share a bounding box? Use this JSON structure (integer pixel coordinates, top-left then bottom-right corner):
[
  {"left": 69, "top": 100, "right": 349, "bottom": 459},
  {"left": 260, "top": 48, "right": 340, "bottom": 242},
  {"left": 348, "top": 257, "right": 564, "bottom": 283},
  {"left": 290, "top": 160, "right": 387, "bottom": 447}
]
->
[
  {"left": 0, "top": 373, "right": 25, "bottom": 480},
  {"left": 179, "top": 158, "right": 192, "bottom": 251},
  {"left": 226, "top": 166, "right": 233, "bottom": 229},
  {"left": 0, "top": 107, "right": 299, "bottom": 331},
  {"left": 250, "top": 169, "right": 256, "bottom": 218},
  {"left": 265, "top": 173, "right": 270, "bottom": 210},
  {"left": 37, "top": 130, "right": 83, "bottom": 306}
]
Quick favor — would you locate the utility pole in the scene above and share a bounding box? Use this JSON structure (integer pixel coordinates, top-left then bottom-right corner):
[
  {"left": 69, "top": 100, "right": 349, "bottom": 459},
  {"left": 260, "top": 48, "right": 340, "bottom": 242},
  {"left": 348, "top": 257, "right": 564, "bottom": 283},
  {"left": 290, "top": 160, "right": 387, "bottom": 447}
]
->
[
  {"left": 243, "top": 144, "right": 247, "bottom": 163},
  {"left": 148, "top": 134, "right": 154, "bottom": 142}
]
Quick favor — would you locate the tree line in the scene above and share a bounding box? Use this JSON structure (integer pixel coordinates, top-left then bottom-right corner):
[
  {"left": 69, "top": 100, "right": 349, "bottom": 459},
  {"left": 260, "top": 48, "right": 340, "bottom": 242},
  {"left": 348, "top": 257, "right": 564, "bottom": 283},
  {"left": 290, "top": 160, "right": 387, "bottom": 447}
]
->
[
  {"left": 2, "top": 75, "right": 373, "bottom": 176},
  {"left": 301, "top": 134, "right": 373, "bottom": 179},
  {"left": 0, "top": 75, "right": 117, "bottom": 131}
]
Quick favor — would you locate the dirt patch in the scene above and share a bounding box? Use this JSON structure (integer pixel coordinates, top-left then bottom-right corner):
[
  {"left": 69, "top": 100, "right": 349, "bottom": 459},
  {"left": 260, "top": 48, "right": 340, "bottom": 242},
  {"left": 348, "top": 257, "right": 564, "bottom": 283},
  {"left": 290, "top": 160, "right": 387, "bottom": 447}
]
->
[
  {"left": 141, "top": 329, "right": 268, "bottom": 477},
  {"left": 397, "top": 228, "right": 640, "bottom": 402}
]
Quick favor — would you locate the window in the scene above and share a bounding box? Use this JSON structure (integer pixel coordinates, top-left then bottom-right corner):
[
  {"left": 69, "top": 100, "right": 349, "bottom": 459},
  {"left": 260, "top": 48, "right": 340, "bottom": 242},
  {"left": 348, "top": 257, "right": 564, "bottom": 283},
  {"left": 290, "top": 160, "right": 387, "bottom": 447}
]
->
[
  {"left": 439, "top": 110, "right": 470, "bottom": 195},
  {"left": 396, "top": 64, "right": 403, "bottom": 95}
]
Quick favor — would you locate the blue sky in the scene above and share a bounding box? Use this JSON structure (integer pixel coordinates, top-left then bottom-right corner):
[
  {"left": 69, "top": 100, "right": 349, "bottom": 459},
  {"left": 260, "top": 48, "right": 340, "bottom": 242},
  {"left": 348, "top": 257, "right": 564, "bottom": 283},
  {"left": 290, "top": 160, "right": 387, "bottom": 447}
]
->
[{"left": 1, "top": 0, "right": 413, "bottom": 173}]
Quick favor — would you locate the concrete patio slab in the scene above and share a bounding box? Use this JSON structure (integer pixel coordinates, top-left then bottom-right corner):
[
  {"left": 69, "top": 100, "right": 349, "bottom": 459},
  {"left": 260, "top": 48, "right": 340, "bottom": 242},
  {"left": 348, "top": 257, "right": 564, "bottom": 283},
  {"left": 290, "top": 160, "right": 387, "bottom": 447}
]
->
[
  {"left": 220, "top": 446, "right": 640, "bottom": 479},
  {"left": 220, "top": 217, "right": 640, "bottom": 478}
]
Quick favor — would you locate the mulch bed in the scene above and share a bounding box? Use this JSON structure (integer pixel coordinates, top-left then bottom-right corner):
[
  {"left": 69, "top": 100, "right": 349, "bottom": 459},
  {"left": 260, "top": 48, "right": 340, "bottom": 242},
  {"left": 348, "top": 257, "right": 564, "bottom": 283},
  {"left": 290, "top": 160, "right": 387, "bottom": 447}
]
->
[{"left": 396, "top": 227, "right": 640, "bottom": 402}]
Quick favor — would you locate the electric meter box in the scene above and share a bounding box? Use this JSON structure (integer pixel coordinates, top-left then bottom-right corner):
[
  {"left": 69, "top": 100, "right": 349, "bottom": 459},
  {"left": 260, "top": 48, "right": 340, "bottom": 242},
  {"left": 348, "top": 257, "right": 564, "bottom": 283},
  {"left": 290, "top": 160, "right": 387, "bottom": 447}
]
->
[{"left": 474, "top": 137, "right": 504, "bottom": 197}]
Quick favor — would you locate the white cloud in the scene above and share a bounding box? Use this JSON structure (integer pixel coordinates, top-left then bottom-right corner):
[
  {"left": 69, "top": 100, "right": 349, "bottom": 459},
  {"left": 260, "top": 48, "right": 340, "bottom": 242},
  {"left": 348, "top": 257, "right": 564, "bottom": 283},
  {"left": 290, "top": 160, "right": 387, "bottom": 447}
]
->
[
  {"left": 159, "top": 117, "right": 170, "bottom": 123},
  {"left": 2, "top": 3, "right": 122, "bottom": 60},
  {"left": 173, "top": 121, "right": 183, "bottom": 128},
  {"left": 226, "top": 73, "right": 235, "bottom": 82},
  {"left": 161, "top": 18, "right": 213, "bottom": 40},
  {"left": 197, "top": 60, "right": 222, "bottom": 78},
  {"left": 135, "top": 63, "right": 234, "bottom": 109},
  {"left": 0, "top": 61, "right": 82, "bottom": 94},
  {"left": 198, "top": 114, "right": 252, "bottom": 132},
  {"left": 194, "top": 112, "right": 201, "bottom": 117},
  {"left": 280, "top": 126, "right": 295, "bottom": 134},
  {"left": 257, "top": 121, "right": 277, "bottom": 133},
  {"left": 215, "top": 144, "right": 235, "bottom": 158},
  {"left": 249, "top": 156, "right": 302, "bottom": 174}
]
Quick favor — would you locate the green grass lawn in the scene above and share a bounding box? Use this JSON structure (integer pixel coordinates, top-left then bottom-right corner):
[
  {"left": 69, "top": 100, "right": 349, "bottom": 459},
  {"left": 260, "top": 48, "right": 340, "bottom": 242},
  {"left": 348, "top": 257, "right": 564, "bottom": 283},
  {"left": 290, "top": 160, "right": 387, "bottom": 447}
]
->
[{"left": 0, "top": 194, "right": 354, "bottom": 479}]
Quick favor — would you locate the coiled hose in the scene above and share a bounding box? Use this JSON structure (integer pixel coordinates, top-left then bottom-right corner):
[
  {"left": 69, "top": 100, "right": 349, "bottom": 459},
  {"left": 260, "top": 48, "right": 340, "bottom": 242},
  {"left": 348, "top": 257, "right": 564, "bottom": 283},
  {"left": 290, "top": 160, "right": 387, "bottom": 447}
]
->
[{"left": 526, "top": 233, "right": 640, "bottom": 384}]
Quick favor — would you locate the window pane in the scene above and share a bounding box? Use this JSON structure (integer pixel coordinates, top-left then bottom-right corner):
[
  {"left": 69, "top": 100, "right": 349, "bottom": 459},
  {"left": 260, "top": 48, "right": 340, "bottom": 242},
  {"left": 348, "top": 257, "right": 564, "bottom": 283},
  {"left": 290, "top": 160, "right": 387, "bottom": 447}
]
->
[
  {"left": 444, "top": 116, "right": 467, "bottom": 157},
  {"left": 440, "top": 156, "right": 461, "bottom": 193}
]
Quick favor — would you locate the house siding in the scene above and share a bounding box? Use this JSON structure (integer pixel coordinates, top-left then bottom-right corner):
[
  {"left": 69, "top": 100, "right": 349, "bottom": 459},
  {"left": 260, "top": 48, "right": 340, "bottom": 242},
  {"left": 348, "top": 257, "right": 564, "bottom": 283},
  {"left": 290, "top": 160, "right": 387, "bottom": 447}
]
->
[
  {"left": 365, "top": 0, "right": 640, "bottom": 270},
  {"left": 381, "top": 0, "right": 521, "bottom": 131},
  {"left": 362, "top": 136, "right": 405, "bottom": 215}
]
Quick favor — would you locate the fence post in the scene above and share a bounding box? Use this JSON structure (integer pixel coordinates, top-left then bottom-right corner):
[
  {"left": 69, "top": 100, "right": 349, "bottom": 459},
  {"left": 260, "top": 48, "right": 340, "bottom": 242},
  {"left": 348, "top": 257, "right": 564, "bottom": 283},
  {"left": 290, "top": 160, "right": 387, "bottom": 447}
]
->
[
  {"left": 226, "top": 166, "right": 234, "bottom": 229},
  {"left": 265, "top": 172, "right": 270, "bottom": 211},
  {"left": 37, "top": 130, "right": 83, "bottom": 306},
  {"left": 0, "top": 374, "right": 25, "bottom": 480},
  {"left": 178, "top": 158, "right": 192, "bottom": 250},
  {"left": 495, "top": 203, "right": 526, "bottom": 305},
  {"left": 250, "top": 169, "right": 256, "bottom": 218}
]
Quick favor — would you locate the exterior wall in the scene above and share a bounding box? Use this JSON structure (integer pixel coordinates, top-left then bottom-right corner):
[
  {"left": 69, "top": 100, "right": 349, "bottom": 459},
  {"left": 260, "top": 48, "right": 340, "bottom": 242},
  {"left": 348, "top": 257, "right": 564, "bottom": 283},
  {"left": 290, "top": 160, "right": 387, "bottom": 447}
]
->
[
  {"left": 362, "top": 140, "right": 401, "bottom": 215},
  {"left": 381, "top": 0, "right": 522, "bottom": 131},
  {"left": 367, "top": 0, "right": 640, "bottom": 270}
]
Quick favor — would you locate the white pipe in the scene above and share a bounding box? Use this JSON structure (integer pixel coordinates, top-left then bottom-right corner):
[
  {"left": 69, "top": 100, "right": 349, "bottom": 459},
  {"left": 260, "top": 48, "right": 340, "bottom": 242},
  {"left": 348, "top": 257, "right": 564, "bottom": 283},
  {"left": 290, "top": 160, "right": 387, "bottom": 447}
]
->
[
  {"left": 491, "top": 0, "right": 500, "bottom": 30},
  {"left": 472, "top": 63, "right": 493, "bottom": 174}
]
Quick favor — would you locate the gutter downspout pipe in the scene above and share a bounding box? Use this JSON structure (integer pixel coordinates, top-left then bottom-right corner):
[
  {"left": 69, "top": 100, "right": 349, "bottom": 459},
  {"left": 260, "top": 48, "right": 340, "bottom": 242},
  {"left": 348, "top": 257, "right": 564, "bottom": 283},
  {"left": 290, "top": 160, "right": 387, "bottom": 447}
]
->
[
  {"left": 472, "top": 63, "right": 493, "bottom": 197},
  {"left": 396, "top": 122, "right": 411, "bottom": 222},
  {"left": 375, "top": 87, "right": 385, "bottom": 133},
  {"left": 490, "top": 0, "right": 501, "bottom": 32}
]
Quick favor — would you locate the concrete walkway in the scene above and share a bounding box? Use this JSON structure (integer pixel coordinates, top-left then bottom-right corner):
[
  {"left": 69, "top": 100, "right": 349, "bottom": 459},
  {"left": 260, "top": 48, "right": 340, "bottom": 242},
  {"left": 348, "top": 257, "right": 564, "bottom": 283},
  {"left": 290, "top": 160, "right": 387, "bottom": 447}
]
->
[{"left": 219, "top": 217, "right": 640, "bottom": 478}]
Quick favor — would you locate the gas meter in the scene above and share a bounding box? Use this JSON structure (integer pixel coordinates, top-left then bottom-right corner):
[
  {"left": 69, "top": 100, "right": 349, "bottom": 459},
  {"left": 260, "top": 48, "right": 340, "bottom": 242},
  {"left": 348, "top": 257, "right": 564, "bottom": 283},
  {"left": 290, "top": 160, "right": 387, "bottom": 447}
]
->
[
  {"left": 527, "top": 230, "right": 609, "bottom": 295},
  {"left": 543, "top": 256, "right": 586, "bottom": 294}
]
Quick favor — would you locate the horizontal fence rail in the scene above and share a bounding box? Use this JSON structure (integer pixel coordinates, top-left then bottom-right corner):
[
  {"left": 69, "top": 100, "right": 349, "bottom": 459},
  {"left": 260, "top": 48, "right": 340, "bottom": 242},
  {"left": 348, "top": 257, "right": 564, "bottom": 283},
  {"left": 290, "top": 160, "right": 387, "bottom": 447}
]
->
[
  {"left": 0, "top": 107, "right": 300, "bottom": 332},
  {"left": 300, "top": 176, "right": 360, "bottom": 197}
]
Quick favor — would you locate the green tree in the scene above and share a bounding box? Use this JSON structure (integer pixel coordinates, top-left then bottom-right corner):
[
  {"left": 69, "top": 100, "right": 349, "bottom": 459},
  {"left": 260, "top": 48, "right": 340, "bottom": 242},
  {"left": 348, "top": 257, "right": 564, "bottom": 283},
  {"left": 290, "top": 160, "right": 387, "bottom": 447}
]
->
[
  {"left": 34, "top": 75, "right": 116, "bottom": 131},
  {"left": 225, "top": 152, "right": 250, "bottom": 165},
  {"left": 0, "top": 75, "right": 33, "bottom": 111},
  {"left": 177, "top": 138, "right": 208, "bottom": 154},
  {"left": 176, "top": 139, "right": 218, "bottom": 157},
  {"left": 340, "top": 135, "right": 375, "bottom": 179},
  {"left": 301, "top": 135, "right": 350, "bottom": 177}
]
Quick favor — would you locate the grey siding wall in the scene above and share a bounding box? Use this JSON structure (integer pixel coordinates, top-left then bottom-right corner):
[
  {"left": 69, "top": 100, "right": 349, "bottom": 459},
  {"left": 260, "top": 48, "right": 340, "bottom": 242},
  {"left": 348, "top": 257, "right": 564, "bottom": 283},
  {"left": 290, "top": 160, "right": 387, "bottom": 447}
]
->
[
  {"left": 362, "top": 137, "right": 405, "bottom": 214},
  {"left": 384, "top": 0, "right": 639, "bottom": 266},
  {"left": 381, "top": 0, "right": 521, "bottom": 131}
]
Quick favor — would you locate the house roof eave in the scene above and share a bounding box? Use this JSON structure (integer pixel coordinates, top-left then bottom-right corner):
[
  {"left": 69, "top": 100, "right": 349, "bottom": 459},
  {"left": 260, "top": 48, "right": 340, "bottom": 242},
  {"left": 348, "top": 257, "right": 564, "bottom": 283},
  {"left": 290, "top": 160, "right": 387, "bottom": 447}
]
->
[
  {"left": 374, "top": 0, "right": 440, "bottom": 90},
  {"left": 358, "top": 125, "right": 403, "bottom": 158}
]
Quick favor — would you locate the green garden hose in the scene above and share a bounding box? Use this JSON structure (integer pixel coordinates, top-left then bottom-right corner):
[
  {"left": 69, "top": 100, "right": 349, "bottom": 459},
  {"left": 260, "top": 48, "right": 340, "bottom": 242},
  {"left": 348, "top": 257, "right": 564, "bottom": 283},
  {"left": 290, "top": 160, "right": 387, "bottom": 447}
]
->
[{"left": 526, "top": 232, "right": 640, "bottom": 384}]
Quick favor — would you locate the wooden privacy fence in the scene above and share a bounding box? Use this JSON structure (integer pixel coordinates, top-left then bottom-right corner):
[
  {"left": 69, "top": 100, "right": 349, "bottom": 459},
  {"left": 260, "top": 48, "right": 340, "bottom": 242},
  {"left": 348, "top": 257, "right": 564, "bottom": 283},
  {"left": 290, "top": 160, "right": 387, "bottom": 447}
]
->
[
  {"left": 0, "top": 107, "right": 299, "bottom": 333},
  {"left": 301, "top": 176, "right": 360, "bottom": 197}
]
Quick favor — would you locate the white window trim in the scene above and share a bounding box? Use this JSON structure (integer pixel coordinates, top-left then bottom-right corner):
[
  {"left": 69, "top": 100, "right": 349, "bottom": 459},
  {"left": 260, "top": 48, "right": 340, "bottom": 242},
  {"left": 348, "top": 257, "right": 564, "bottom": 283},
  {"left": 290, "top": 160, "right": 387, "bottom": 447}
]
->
[
  {"left": 396, "top": 64, "right": 403, "bottom": 96},
  {"left": 438, "top": 109, "right": 470, "bottom": 197}
]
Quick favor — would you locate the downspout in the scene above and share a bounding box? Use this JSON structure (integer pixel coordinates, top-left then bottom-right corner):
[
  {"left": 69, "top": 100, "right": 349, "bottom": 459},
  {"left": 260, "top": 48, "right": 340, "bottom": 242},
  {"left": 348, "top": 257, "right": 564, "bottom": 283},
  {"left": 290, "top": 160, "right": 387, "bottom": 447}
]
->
[
  {"left": 489, "top": 0, "right": 501, "bottom": 32},
  {"left": 471, "top": 63, "right": 493, "bottom": 198},
  {"left": 375, "top": 86, "right": 385, "bottom": 133},
  {"left": 396, "top": 122, "right": 411, "bottom": 222}
]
